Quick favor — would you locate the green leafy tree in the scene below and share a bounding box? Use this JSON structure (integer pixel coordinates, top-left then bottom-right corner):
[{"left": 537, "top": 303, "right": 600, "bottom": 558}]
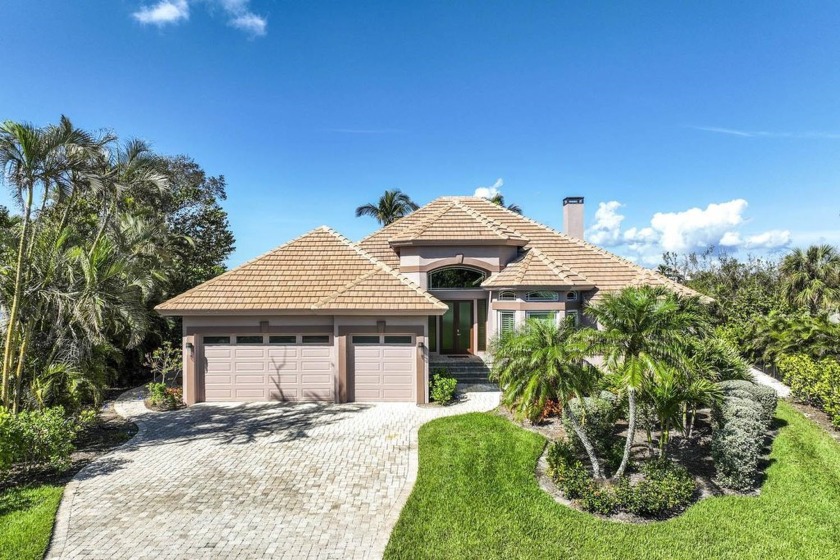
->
[
  {"left": 355, "top": 189, "right": 419, "bottom": 226},
  {"left": 491, "top": 318, "right": 605, "bottom": 479}
]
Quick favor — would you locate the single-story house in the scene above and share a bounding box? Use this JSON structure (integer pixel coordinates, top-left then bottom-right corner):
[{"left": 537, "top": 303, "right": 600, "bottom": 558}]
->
[{"left": 156, "top": 196, "right": 696, "bottom": 405}]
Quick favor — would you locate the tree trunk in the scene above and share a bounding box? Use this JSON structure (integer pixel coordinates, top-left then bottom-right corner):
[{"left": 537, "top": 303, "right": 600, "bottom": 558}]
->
[
  {"left": 563, "top": 402, "right": 604, "bottom": 480},
  {"left": 613, "top": 387, "right": 637, "bottom": 479},
  {"left": 11, "top": 326, "right": 31, "bottom": 414},
  {"left": 2, "top": 184, "right": 34, "bottom": 408},
  {"left": 687, "top": 404, "right": 697, "bottom": 440}
]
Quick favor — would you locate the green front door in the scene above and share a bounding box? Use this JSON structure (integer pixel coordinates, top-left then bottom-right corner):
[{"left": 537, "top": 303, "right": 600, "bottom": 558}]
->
[{"left": 440, "top": 301, "right": 473, "bottom": 354}]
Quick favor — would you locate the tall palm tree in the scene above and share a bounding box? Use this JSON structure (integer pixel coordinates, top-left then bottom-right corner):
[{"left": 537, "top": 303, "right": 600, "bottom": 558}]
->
[
  {"left": 488, "top": 193, "right": 522, "bottom": 214},
  {"left": 355, "top": 189, "right": 419, "bottom": 226},
  {"left": 586, "top": 286, "right": 706, "bottom": 478},
  {"left": 0, "top": 116, "right": 104, "bottom": 408},
  {"left": 780, "top": 244, "right": 840, "bottom": 315},
  {"left": 491, "top": 318, "right": 605, "bottom": 479}
]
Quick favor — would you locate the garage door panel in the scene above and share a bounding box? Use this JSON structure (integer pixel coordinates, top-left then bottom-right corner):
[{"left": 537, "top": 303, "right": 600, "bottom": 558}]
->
[
  {"left": 203, "top": 337, "right": 333, "bottom": 402},
  {"left": 301, "top": 360, "right": 331, "bottom": 371},
  {"left": 350, "top": 337, "right": 415, "bottom": 402},
  {"left": 301, "top": 347, "right": 331, "bottom": 358}
]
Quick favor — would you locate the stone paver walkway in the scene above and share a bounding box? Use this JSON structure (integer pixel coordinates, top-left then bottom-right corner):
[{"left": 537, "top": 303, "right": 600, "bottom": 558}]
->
[
  {"left": 47, "top": 388, "right": 500, "bottom": 560},
  {"left": 750, "top": 366, "right": 791, "bottom": 398}
]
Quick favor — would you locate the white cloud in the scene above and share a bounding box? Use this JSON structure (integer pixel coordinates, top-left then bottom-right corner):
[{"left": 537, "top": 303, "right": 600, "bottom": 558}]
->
[
  {"left": 586, "top": 201, "right": 624, "bottom": 246},
  {"left": 229, "top": 13, "right": 267, "bottom": 35},
  {"left": 133, "top": 0, "right": 189, "bottom": 25},
  {"left": 474, "top": 178, "right": 503, "bottom": 199},
  {"left": 585, "top": 197, "right": 793, "bottom": 265},
  {"left": 132, "top": 0, "right": 267, "bottom": 36},
  {"left": 743, "top": 230, "right": 791, "bottom": 250},
  {"left": 650, "top": 199, "right": 747, "bottom": 253}
]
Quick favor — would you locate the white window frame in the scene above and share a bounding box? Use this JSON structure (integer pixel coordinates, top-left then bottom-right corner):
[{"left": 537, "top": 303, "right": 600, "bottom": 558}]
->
[
  {"left": 498, "top": 290, "right": 516, "bottom": 301},
  {"left": 498, "top": 311, "right": 516, "bottom": 336},
  {"left": 525, "top": 291, "right": 559, "bottom": 302},
  {"left": 565, "top": 310, "right": 580, "bottom": 326},
  {"left": 566, "top": 291, "right": 578, "bottom": 301}
]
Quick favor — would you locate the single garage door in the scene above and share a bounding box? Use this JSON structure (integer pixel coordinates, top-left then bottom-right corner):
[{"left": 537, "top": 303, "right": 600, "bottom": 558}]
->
[
  {"left": 350, "top": 334, "right": 416, "bottom": 402},
  {"left": 202, "top": 334, "right": 334, "bottom": 402}
]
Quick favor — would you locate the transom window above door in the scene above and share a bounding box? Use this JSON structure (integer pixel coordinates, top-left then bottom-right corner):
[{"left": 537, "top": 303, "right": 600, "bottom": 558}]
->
[{"left": 428, "top": 267, "right": 487, "bottom": 289}]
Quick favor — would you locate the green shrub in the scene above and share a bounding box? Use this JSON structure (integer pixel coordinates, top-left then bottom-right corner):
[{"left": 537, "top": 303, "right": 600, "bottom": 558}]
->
[
  {"left": 778, "top": 354, "right": 840, "bottom": 427},
  {"left": 562, "top": 395, "right": 617, "bottom": 454},
  {"left": 717, "top": 380, "right": 777, "bottom": 427},
  {"left": 0, "top": 407, "right": 87, "bottom": 474},
  {"left": 430, "top": 370, "right": 458, "bottom": 404},
  {"left": 622, "top": 460, "right": 696, "bottom": 516},
  {"left": 712, "top": 396, "right": 764, "bottom": 429},
  {"left": 711, "top": 418, "right": 763, "bottom": 490},
  {"left": 547, "top": 439, "right": 694, "bottom": 517},
  {"left": 147, "top": 382, "right": 184, "bottom": 410}
]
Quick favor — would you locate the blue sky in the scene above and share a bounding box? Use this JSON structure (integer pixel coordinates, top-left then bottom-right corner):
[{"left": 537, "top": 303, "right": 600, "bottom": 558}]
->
[{"left": 2, "top": 1, "right": 840, "bottom": 266}]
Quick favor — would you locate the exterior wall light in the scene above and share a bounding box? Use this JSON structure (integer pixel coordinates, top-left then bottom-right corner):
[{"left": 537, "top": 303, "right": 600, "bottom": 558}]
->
[{"left": 185, "top": 342, "right": 195, "bottom": 358}]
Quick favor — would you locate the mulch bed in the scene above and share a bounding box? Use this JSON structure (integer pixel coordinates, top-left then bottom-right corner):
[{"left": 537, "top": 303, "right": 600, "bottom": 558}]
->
[{"left": 0, "top": 388, "right": 138, "bottom": 493}]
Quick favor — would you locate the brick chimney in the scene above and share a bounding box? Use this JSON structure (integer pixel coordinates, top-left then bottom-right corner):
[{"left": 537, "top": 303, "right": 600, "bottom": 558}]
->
[{"left": 563, "top": 196, "right": 584, "bottom": 239}]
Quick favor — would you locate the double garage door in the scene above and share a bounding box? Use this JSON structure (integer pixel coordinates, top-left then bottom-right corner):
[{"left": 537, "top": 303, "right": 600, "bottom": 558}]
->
[
  {"left": 201, "top": 333, "right": 416, "bottom": 403},
  {"left": 203, "top": 334, "right": 334, "bottom": 402}
]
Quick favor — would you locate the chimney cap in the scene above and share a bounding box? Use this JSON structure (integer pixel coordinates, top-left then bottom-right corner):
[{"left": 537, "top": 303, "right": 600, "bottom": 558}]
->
[{"left": 563, "top": 196, "right": 584, "bottom": 206}]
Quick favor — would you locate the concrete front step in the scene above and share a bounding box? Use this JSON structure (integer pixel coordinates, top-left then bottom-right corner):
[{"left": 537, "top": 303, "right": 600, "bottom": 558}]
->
[{"left": 431, "top": 360, "right": 491, "bottom": 383}]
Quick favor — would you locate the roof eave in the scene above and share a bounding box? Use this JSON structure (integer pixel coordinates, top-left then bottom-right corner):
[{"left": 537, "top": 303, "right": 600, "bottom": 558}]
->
[
  {"left": 388, "top": 239, "right": 528, "bottom": 248},
  {"left": 155, "top": 307, "right": 447, "bottom": 317}
]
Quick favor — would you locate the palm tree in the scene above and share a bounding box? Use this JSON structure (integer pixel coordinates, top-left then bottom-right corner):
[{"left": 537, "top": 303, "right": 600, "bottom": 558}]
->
[
  {"left": 586, "top": 286, "right": 706, "bottom": 478},
  {"left": 491, "top": 318, "right": 605, "bottom": 479},
  {"left": 780, "top": 244, "right": 840, "bottom": 315},
  {"left": 0, "top": 116, "right": 104, "bottom": 408},
  {"left": 355, "top": 189, "right": 419, "bottom": 226},
  {"left": 488, "top": 193, "right": 522, "bottom": 214}
]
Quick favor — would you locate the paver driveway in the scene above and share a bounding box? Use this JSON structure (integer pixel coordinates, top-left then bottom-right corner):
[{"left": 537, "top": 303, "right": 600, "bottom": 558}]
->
[{"left": 47, "top": 387, "right": 500, "bottom": 560}]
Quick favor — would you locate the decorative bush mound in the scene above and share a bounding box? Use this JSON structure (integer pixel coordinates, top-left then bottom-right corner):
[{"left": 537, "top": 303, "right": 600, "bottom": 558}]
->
[
  {"left": 546, "top": 438, "right": 696, "bottom": 517},
  {"left": 711, "top": 380, "right": 777, "bottom": 490},
  {"left": 147, "top": 382, "right": 184, "bottom": 410},
  {"left": 718, "top": 380, "right": 778, "bottom": 427},
  {"left": 430, "top": 369, "right": 458, "bottom": 404},
  {"left": 778, "top": 354, "right": 840, "bottom": 427},
  {"left": 0, "top": 406, "right": 90, "bottom": 474}
]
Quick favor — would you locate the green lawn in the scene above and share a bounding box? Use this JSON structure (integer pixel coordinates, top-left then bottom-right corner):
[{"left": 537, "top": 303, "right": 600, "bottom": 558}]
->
[
  {"left": 386, "top": 401, "right": 840, "bottom": 560},
  {"left": 0, "top": 484, "right": 64, "bottom": 560}
]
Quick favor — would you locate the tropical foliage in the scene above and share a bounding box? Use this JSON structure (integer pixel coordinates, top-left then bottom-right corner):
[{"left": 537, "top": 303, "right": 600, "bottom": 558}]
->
[
  {"left": 487, "top": 193, "right": 522, "bottom": 214},
  {"left": 354, "top": 189, "right": 419, "bottom": 226},
  {"left": 0, "top": 116, "right": 233, "bottom": 420}
]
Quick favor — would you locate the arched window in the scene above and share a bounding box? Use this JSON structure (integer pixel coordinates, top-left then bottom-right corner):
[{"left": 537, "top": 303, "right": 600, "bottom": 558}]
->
[
  {"left": 428, "top": 267, "right": 487, "bottom": 289},
  {"left": 498, "top": 291, "right": 516, "bottom": 301}
]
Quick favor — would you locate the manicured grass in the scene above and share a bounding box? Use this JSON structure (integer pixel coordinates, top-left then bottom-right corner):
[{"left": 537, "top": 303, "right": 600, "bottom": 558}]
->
[
  {"left": 385, "top": 402, "right": 840, "bottom": 560},
  {"left": 0, "top": 484, "right": 64, "bottom": 560}
]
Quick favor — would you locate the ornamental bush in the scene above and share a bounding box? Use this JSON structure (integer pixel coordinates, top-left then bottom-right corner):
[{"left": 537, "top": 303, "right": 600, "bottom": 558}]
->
[
  {"left": 717, "top": 380, "right": 777, "bottom": 427},
  {"left": 614, "top": 460, "right": 696, "bottom": 517},
  {"left": 562, "top": 395, "right": 617, "bottom": 453},
  {"left": 711, "top": 418, "right": 763, "bottom": 490},
  {"left": 547, "top": 439, "right": 695, "bottom": 517},
  {"left": 0, "top": 406, "right": 88, "bottom": 474},
  {"left": 778, "top": 354, "right": 840, "bottom": 427},
  {"left": 430, "top": 369, "right": 458, "bottom": 404},
  {"left": 712, "top": 396, "right": 764, "bottom": 431}
]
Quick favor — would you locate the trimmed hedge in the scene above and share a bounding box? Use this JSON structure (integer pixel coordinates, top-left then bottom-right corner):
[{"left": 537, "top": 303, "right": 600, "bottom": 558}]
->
[
  {"left": 711, "top": 381, "right": 777, "bottom": 490},
  {"left": 718, "top": 380, "right": 777, "bottom": 427},
  {"left": 778, "top": 354, "right": 840, "bottom": 427}
]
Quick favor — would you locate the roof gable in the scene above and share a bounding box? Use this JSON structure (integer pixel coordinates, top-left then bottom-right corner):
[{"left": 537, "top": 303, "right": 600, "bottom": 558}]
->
[
  {"left": 481, "top": 248, "right": 592, "bottom": 289},
  {"left": 156, "top": 226, "right": 447, "bottom": 314}
]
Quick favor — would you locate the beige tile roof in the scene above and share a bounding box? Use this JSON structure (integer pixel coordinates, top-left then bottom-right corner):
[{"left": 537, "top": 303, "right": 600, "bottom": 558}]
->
[
  {"left": 481, "top": 247, "right": 593, "bottom": 289},
  {"left": 156, "top": 226, "right": 448, "bottom": 314},
  {"left": 388, "top": 199, "right": 528, "bottom": 245},
  {"left": 359, "top": 196, "right": 703, "bottom": 300}
]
